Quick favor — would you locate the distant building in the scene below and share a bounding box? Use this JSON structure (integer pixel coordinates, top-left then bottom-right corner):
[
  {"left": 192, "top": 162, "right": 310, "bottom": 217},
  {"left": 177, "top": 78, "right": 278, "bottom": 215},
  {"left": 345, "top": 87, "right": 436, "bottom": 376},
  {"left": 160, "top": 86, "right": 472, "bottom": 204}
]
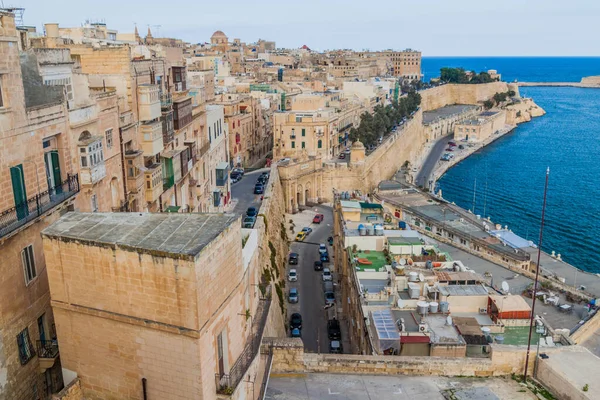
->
[{"left": 454, "top": 110, "right": 507, "bottom": 142}]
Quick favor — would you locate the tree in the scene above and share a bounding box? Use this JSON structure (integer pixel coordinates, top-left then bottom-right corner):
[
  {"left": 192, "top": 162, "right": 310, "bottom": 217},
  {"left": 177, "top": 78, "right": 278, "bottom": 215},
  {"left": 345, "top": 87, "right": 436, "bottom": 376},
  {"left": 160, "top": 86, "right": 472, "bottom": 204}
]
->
[{"left": 483, "top": 99, "right": 494, "bottom": 110}]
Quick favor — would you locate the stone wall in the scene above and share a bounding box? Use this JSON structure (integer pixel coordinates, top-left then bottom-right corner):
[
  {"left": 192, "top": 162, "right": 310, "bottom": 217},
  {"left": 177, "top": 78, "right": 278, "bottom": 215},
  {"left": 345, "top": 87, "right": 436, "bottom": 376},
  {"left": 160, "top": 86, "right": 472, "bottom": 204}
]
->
[
  {"left": 570, "top": 310, "right": 600, "bottom": 344},
  {"left": 420, "top": 82, "right": 509, "bottom": 112},
  {"left": 51, "top": 378, "right": 83, "bottom": 400},
  {"left": 264, "top": 338, "right": 535, "bottom": 377}
]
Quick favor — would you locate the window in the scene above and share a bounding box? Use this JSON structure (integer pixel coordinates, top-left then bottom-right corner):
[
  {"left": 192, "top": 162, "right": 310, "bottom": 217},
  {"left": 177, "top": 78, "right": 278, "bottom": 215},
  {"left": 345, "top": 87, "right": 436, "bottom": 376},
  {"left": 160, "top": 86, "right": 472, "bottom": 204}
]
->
[
  {"left": 105, "top": 129, "right": 113, "bottom": 149},
  {"left": 0, "top": 78, "right": 4, "bottom": 107},
  {"left": 79, "top": 140, "right": 104, "bottom": 168},
  {"left": 291, "top": 141, "right": 295, "bottom": 149},
  {"left": 22, "top": 245, "right": 36, "bottom": 285},
  {"left": 318, "top": 139, "right": 322, "bottom": 149},
  {"left": 17, "top": 327, "right": 35, "bottom": 365},
  {"left": 301, "top": 141, "right": 305, "bottom": 149},
  {"left": 301, "top": 128, "right": 306, "bottom": 137},
  {"left": 91, "top": 194, "right": 98, "bottom": 212},
  {"left": 43, "top": 77, "right": 73, "bottom": 101}
]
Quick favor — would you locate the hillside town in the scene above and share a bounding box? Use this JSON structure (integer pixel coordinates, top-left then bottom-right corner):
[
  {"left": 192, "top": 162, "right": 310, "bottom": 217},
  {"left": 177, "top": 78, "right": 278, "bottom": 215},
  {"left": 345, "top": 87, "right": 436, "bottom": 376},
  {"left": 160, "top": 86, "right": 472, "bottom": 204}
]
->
[{"left": 0, "top": 7, "right": 599, "bottom": 400}]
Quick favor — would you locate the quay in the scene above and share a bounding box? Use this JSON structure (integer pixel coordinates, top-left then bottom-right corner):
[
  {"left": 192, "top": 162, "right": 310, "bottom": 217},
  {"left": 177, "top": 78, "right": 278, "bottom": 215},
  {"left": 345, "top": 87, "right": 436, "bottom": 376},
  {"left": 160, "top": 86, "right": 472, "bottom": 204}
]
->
[{"left": 517, "top": 75, "right": 600, "bottom": 88}]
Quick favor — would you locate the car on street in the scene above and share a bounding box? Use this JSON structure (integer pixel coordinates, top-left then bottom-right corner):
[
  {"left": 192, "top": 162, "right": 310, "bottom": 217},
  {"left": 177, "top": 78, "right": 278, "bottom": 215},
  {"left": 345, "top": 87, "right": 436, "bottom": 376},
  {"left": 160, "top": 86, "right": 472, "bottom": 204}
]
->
[
  {"left": 313, "top": 214, "right": 324, "bottom": 224},
  {"left": 243, "top": 216, "right": 256, "bottom": 228},
  {"left": 290, "top": 313, "right": 302, "bottom": 330},
  {"left": 301, "top": 227, "right": 313, "bottom": 236},
  {"left": 322, "top": 268, "right": 332, "bottom": 281},
  {"left": 329, "top": 340, "right": 343, "bottom": 353},
  {"left": 288, "top": 269, "right": 298, "bottom": 282},
  {"left": 260, "top": 171, "right": 270, "bottom": 180},
  {"left": 288, "top": 288, "right": 299, "bottom": 303},
  {"left": 445, "top": 147, "right": 454, "bottom": 152},
  {"left": 328, "top": 318, "right": 341, "bottom": 340},
  {"left": 441, "top": 154, "right": 451, "bottom": 161},
  {"left": 458, "top": 144, "right": 465, "bottom": 150},
  {"left": 230, "top": 172, "right": 242, "bottom": 183},
  {"left": 327, "top": 236, "right": 334, "bottom": 245},
  {"left": 254, "top": 184, "right": 264, "bottom": 194},
  {"left": 338, "top": 153, "right": 345, "bottom": 159},
  {"left": 289, "top": 252, "right": 299, "bottom": 265},
  {"left": 291, "top": 328, "right": 301, "bottom": 338},
  {"left": 320, "top": 253, "right": 330, "bottom": 263},
  {"left": 246, "top": 207, "right": 258, "bottom": 217},
  {"left": 295, "top": 231, "right": 307, "bottom": 242},
  {"left": 232, "top": 167, "right": 245, "bottom": 176},
  {"left": 314, "top": 260, "right": 323, "bottom": 271},
  {"left": 257, "top": 176, "right": 267, "bottom": 185},
  {"left": 319, "top": 243, "right": 327, "bottom": 254},
  {"left": 448, "top": 141, "right": 457, "bottom": 146},
  {"left": 325, "top": 291, "right": 335, "bottom": 304}
]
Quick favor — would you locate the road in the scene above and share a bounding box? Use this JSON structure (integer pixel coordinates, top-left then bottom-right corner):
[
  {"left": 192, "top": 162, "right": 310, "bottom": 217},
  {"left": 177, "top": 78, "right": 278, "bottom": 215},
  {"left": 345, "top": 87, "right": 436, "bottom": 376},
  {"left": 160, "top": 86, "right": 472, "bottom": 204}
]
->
[
  {"left": 286, "top": 205, "right": 334, "bottom": 353},
  {"left": 230, "top": 168, "right": 269, "bottom": 215},
  {"left": 415, "top": 134, "right": 452, "bottom": 188}
]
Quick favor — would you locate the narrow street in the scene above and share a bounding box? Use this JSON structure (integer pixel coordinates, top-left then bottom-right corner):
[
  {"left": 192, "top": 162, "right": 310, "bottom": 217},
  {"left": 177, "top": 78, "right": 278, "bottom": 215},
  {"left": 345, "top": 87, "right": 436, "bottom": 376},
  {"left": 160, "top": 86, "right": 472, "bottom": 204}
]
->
[
  {"left": 415, "top": 134, "right": 453, "bottom": 187},
  {"left": 230, "top": 168, "right": 269, "bottom": 215},
  {"left": 285, "top": 205, "right": 338, "bottom": 353}
]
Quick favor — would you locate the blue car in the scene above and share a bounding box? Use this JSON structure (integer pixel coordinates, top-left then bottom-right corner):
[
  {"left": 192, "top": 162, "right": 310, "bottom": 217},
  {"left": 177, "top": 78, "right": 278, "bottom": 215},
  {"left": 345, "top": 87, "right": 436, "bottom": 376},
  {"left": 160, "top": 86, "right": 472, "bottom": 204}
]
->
[
  {"left": 320, "top": 252, "right": 330, "bottom": 263},
  {"left": 254, "top": 184, "right": 264, "bottom": 194}
]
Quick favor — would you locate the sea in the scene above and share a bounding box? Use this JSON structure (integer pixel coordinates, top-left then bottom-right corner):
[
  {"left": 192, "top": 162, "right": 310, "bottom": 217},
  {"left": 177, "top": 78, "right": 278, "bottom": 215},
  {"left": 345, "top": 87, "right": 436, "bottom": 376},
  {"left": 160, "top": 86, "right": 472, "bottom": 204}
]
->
[{"left": 424, "top": 57, "right": 600, "bottom": 273}]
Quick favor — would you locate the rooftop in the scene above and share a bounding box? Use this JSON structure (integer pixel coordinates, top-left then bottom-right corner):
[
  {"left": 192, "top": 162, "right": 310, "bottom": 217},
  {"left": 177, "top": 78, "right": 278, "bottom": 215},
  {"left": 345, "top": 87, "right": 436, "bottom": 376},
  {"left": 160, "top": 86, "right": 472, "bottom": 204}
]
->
[
  {"left": 438, "top": 285, "right": 489, "bottom": 297},
  {"left": 388, "top": 236, "right": 422, "bottom": 246},
  {"left": 42, "top": 212, "right": 239, "bottom": 260},
  {"left": 422, "top": 104, "right": 479, "bottom": 124},
  {"left": 353, "top": 251, "right": 388, "bottom": 271}
]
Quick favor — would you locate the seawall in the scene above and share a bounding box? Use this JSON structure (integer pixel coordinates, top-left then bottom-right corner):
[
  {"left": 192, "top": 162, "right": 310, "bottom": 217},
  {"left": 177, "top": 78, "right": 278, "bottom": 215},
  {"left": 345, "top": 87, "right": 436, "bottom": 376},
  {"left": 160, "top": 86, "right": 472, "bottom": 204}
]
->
[{"left": 518, "top": 75, "right": 600, "bottom": 88}]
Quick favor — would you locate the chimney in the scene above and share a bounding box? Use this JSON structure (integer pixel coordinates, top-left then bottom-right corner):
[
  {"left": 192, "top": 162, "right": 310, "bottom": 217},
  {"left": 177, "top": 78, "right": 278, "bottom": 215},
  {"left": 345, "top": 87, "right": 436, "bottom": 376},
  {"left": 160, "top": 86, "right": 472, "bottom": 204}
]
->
[{"left": 45, "top": 23, "right": 59, "bottom": 38}]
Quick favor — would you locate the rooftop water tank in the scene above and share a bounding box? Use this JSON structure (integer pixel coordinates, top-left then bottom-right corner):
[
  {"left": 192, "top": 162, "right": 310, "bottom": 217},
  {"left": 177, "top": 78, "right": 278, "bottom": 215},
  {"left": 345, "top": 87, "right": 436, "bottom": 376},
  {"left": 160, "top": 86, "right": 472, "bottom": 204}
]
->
[
  {"left": 408, "top": 282, "right": 420, "bottom": 299},
  {"left": 439, "top": 301, "right": 449, "bottom": 313},
  {"left": 429, "top": 302, "right": 439, "bottom": 313},
  {"left": 495, "top": 335, "right": 505, "bottom": 344},
  {"left": 399, "top": 221, "right": 407, "bottom": 230},
  {"left": 375, "top": 224, "right": 384, "bottom": 236},
  {"left": 408, "top": 272, "right": 418, "bottom": 282},
  {"left": 358, "top": 224, "right": 366, "bottom": 236},
  {"left": 417, "top": 301, "right": 429, "bottom": 315},
  {"left": 366, "top": 224, "right": 375, "bottom": 236}
]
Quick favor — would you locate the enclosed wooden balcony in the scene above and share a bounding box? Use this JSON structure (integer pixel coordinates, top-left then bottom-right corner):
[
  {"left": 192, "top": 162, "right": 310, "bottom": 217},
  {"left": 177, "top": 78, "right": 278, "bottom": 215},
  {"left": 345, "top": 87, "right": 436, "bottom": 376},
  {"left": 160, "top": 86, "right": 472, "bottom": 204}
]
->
[
  {"left": 140, "top": 121, "right": 164, "bottom": 157},
  {"left": 138, "top": 84, "right": 161, "bottom": 121},
  {"left": 144, "top": 163, "right": 163, "bottom": 203}
]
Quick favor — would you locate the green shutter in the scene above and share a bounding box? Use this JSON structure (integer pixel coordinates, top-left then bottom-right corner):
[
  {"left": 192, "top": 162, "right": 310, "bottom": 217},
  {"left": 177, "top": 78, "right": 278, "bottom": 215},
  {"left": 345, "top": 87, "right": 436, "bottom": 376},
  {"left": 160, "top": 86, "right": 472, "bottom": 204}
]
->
[
  {"left": 302, "top": 129, "right": 306, "bottom": 137},
  {"left": 291, "top": 142, "right": 295, "bottom": 149},
  {"left": 50, "top": 151, "right": 62, "bottom": 194},
  {"left": 302, "top": 142, "right": 305, "bottom": 149},
  {"left": 318, "top": 140, "right": 322, "bottom": 149},
  {"left": 10, "top": 165, "right": 28, "bottom": 219}
]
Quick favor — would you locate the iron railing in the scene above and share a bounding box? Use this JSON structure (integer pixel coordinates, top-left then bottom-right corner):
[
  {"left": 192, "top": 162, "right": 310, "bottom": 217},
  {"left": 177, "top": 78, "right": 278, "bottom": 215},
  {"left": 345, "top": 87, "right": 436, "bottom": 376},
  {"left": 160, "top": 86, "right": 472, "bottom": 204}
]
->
[
  {"left": 0, "top": 174, "right": 79, "bottom": 239},
  {"left": 215, "top": 286, "right": 272, "bottom": 394},
  {"left": 36, "top": 339, "right": 59, "bottom": 359},
  {"left": 257, "top": 346, "right": 274, "bottom": 400}
]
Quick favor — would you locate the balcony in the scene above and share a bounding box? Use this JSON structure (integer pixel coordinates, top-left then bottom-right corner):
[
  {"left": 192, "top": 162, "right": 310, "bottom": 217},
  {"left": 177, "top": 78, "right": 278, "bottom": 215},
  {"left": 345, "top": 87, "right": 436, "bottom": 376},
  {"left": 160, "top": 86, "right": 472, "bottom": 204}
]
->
[
  {"left": 162, "top": 149, "right": 183, "bottom": 190},
  {"left": 215, "top": 286, "right": 272, "bottom": 395},
  {"left": 138, "top": 84, "right": 161, "bottom": 121},
  {"left": 37, "top": 340, "right": 59, "bottom": 373},
  {"left": 80, "top": 162, "right": 106, "bottom": 186},
  {"left": 125, "top": 150, "right": 144, "bottom": 193},
  {"left": 161, "top": 111, "right": 175, "bottom": 145},
  {"left": 0, "top": 174, "right": 79, "bottom": 240},
  {"left": 215, "top": 162, "right": 229, "bottom": 187},
  {"left": 140, "top": 121, "right": 164, "bottom": 157},
  {"left": 144, "top": 163, "right": 163, "bottom": 203},
  {"left": 161, "top": 93, "right": 173, "bottom": 109}
]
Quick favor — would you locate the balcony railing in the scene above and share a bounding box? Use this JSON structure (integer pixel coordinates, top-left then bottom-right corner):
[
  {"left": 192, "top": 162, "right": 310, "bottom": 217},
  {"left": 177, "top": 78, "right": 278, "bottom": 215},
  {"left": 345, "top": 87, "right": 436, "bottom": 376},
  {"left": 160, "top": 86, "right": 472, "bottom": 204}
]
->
[
  {"left": 0, "top": 174, "right": 79, "bottom": 239},
  {"left": 37, "top": 340, "right": 59, "bottom": 359},
  {"left": 161, "top": 94, "right": 173, "bottom": 108},
  {"left": 215, "top": 286, "right": 272, "bottom": 395}
]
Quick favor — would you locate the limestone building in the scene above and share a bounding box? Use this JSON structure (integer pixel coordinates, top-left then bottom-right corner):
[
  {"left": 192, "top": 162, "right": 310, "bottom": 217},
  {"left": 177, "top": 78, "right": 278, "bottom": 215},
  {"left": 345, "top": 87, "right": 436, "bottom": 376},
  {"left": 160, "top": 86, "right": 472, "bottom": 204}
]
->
[
  {"left": 42, "top": 212, "right": 273, "bottom": 400},
  {"left": 454, "top": 110, "right": 507, "bottom": 142}
]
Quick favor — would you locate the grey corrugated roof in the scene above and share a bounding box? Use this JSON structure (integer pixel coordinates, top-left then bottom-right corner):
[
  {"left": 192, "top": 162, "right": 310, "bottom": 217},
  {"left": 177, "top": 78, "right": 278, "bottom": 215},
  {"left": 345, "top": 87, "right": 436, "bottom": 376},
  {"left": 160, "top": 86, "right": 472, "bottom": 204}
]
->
[
  {"left": 438, "top": 285, "right": 488, "bottom": 296},
  {"left": 42, "top": 212, "right": 239, "bottom": 260}
]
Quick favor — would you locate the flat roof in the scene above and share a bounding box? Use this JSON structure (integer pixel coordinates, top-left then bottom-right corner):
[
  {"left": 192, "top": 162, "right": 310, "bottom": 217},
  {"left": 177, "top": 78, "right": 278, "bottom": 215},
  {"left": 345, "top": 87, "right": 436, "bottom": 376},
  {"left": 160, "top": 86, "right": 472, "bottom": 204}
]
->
[
  {"left": 354, "top": 251, "right": 388, "bottom": 271},
  {"left": 388, "top": 236, "right": 422, "bottom": 246},
  {"left": 422, "top": 104, "right": 479, "bottom": 124},
  {"left": 489, "top": 295, "right": 531, "bottom": 312},
  {"left": 43, "top": 212, "right": 239, "bottom": 260},
  {"left": 340, "top": 200, "right": 361, "bottom": 209},
  {"left": 359, "top": 202, "right": 383, "bottom": 210},
  {"left": 438, "top": 285, "right": 489, "bottom": 296}
]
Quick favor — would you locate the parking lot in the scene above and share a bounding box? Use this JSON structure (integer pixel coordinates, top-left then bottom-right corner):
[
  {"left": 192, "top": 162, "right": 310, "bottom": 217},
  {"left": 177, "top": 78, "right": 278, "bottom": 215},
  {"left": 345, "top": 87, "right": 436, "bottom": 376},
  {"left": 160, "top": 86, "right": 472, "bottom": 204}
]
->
[{"left": 285, "top": 205, "right": 349, "bottom": 353}]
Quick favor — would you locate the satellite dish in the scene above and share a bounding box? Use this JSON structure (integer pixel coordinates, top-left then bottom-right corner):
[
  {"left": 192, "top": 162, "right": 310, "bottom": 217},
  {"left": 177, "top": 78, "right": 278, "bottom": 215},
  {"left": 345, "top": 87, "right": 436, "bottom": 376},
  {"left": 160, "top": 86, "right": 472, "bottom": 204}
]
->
[
  {"left": 419, "top": 273, "right": 425, "bottom": 282},
  {"left": 446, "top": 316, "right": 453, "bottom": 326},
  {"left": 397, "top": 299, "right": 405, "bottom": 309},
  {"left": 399, "top": 258, "right": 407, "bottom": 266},
  {"left": 501, "top": 281, "right": 509, "bottom": 293}
]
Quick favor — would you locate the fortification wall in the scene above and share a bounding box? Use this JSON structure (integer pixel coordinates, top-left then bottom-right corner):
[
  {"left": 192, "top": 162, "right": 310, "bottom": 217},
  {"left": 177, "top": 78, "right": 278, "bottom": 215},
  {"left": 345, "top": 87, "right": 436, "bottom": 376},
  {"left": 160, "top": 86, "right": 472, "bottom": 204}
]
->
[{"left": 420, "top": 82, "right": 509, "bottom": 111}]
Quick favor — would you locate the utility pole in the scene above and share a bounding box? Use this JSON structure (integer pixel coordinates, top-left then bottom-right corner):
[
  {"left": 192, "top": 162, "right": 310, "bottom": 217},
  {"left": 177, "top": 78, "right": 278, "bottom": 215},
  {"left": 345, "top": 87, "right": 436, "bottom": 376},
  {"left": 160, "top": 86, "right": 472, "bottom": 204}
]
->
[{"left": 524, "top": 167, "right": 550, "bottom": 382}]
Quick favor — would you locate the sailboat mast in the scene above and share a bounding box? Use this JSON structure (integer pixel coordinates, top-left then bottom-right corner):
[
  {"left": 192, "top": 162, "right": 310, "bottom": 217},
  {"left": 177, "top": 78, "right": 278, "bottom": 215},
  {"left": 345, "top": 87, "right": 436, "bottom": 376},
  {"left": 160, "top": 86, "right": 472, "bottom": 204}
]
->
[{"left": 472, "top": 178, "right": 477, "bottom": 213}]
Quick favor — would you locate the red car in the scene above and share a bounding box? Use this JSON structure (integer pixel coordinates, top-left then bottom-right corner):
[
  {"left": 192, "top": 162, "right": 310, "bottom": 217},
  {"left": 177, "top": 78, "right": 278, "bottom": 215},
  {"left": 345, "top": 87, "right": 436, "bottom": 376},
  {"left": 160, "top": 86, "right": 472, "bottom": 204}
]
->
[
  {"left": 313, "top": 214, "right": 324, "bottom": 223},
  {"left": 338, "top": 153, "right": 346, "bottom": 159}
]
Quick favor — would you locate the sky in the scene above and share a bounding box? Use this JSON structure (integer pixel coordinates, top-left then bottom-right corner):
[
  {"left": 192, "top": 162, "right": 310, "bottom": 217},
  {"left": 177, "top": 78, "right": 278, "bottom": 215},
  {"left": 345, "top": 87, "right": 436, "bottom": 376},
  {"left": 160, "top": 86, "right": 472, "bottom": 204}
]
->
[{"left": 10, "top": 0, "right": 600, "bottom": 56}]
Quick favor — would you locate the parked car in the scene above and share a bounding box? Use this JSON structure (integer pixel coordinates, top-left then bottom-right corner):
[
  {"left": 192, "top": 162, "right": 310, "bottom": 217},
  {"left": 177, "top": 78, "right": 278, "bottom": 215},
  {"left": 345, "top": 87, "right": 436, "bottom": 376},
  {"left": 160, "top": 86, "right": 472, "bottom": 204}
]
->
[
  {"left": 288, "top": 288, "right": 299, "bottom": 303},
  {"left": 440, "top": 154, "right": 451, "bottom": 162},
  {"left": 260, "top": 171, "right": 270, "bottom": 180},
  {"left": 243, "top": 216, "right": 256, "bottom": 228},
  {"left": 328, "top": 318, "right": 341, "bottom": 340},
  {"left": 291, "top": 328, "right": 302, "bottom": 338},
  {"left": 295, "top": 231, "right": 307, "bottom": 242},
  {"left": 327, "top": 236, "right": 334, "bottom": 245},
  {"left": 257, "top": 176, "right": 267, "bottom": 185},
  {"left": 230, "top": 172, "right": 242, "bottom": 183},
  {"left": 290, "top": 313, "right": 302, "bottom": 330},
  {"left": 314, "top": 260, "right": 324, "bottom": 271},
  {"left": 246, "top": 207, "right": 258, "bottom": 217},
  {"left": 323, "top": 281, "right": 334, "bottom": 293},
  {"left": 325, "top": 291, "right": 335, "bottom": 304},
  {"left": 322, "top": 268, "right": 332, "bottom": 281},
  {"left": 289, "top": 253, "right": 299, "bottom": 265},
  {"left": 254, "top": 184, "right": 264, "bottom": 194},
  {"left": 288, "top": 269, "right": 298, "bottom": 282},
  {"left": 301, "top": 227, "right": 313, "bottom": 236},
  {"left": 232, "top": 167, "right": 245, "bottom": 176},
  {"left": 319, "top": 244, "right": 327, "bottom": 254},
  {"left": 458, "top": 144, "right": 465, "bottom": 150},
  {"left": 338, "top": 153, "right": 346, "bottom": 159},
  {"left": 329, "top": 340, "right": 343, "bottom": 354},
  {"left": 320, "top": 253, "right": 330, "bottom": 263},
  {"left": 445, "top": 147, "right": 454, "bottom": 152},
  {"left": 448, "top": 141, "right": 457, "bottom": 146},
  {"left": 313, "top": 214, "right": 324, "bottom": 224}
]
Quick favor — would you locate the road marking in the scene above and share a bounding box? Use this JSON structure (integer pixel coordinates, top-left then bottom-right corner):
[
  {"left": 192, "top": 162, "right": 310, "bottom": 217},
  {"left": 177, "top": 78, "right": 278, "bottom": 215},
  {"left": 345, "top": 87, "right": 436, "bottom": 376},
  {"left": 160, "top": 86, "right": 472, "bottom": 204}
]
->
[{"left": 328, "top": 388, "right": 340, "bottom": 395}]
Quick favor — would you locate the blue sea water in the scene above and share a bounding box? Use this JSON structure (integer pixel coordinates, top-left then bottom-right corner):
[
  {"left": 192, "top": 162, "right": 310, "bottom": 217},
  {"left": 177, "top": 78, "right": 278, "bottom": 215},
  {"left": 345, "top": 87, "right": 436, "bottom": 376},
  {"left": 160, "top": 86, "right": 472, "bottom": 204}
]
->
[{"left": 432, "top": 57, "right": 600, "bottom": 272}]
